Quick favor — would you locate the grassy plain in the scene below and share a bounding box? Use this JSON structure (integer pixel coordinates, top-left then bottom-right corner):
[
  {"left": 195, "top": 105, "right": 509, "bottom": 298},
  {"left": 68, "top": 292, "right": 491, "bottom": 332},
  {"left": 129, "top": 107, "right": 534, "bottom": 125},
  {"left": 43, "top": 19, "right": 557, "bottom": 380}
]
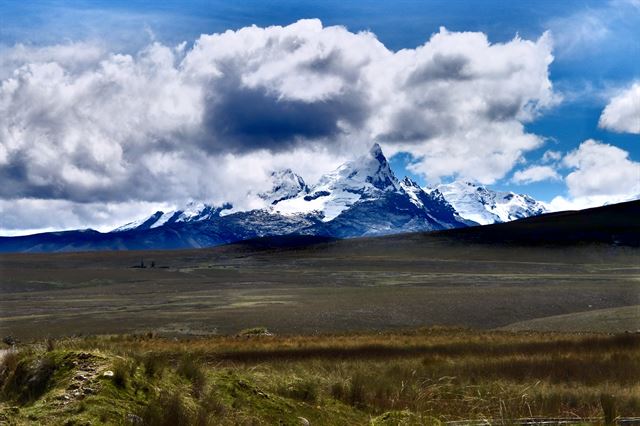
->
[{"left": 1, "top": 234, "right": 639, "bottom": 339}]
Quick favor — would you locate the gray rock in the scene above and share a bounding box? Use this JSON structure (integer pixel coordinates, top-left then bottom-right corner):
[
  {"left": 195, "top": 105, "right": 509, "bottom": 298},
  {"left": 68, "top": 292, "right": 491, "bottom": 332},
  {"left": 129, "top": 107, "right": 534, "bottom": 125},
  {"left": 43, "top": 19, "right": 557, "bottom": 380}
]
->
[{"left": 126, "top": 413, "right": 143, "bottom": 424}]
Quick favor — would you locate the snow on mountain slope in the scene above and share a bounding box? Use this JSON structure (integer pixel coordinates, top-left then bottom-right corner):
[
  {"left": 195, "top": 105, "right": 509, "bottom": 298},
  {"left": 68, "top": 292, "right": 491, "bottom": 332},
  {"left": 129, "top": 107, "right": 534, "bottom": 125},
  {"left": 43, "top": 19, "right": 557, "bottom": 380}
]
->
[
  {"left": 258, "top": 169, "right": 308, "bottom": 205},
  {"left": 399, "top": 177, "right": 427, "bottom": 209},
  {"left": 112, "top": 202, "right": 231, "bottom": 232},
  {"left": 400, "top": 177, "right": 476, "bottom": 227},
  {"left": 111, "top": 211, "right": 164, "bottom": 233},
  {"left": 271, "top": 143, "right": 401, "bottom": 221},
  {"left": 434, "top": 181, "right": 547, "bottom": 225}
]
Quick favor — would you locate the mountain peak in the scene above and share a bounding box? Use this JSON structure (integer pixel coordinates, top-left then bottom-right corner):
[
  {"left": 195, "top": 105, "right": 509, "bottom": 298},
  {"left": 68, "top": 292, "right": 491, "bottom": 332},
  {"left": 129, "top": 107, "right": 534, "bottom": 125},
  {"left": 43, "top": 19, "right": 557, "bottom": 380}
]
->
[
  {"left": 436, "top": 180, "right": 547, "bottom": 225},
  {"left": 401, "top": 176, "right": 420, "bottom": 188},
  {"left": 369, "top": 142, "right": 384, "bottom": 158},
  {"left": 260, "top": 168, "right": 308, "bottom": 205},
  {"left": 268, "top": 144, "right": 400, "bottom": 221},
  {"left": 348, "top": 143, "right": 398, "bottom": 191}
]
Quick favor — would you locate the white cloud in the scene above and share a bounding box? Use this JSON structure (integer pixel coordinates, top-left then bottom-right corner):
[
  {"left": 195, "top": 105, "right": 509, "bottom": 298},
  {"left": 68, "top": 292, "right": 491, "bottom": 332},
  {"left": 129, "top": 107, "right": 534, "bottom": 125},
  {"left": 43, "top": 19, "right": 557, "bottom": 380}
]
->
[
  {"left": 547, "top": 0, "right": 640, "bottom": 57},
  {"left": 548, "top": 139, "right": 640, "bottom": 210},
  {"left": 0, "top": 20, "right": 557, "bottom": 232},
  {"left": 512, "top": 165, "right": 561, "bottom": 184},
  {"left": 0, "top": 42, "right": 106, "bottom": 81},
  {"left": 541, "top": 150, "right": 562, "bottom": 163},
  {"left": 548, "top": 193, "right": 637, "bottom": 212},
  {"left": 548, "top": 10, "right": 609, "bottom": 56},
  {"left": 563, "top": 139, "right": 640, "bottom": 197},
  {"left": 0, "top": 199, "right": 174, "bottom": 234},
  {"left": 378, "top": 29, "right": 557, "bottom": 184},
  {"left": 598, "top": 82, "right": 640, "bottom": 134}
]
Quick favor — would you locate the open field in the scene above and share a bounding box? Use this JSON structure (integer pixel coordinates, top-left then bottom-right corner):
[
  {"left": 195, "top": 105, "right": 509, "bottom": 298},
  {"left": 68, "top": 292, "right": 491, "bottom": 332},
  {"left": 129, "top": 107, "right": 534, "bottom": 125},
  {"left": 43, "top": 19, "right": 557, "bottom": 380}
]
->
[
  {"left": 1, "top": 329, "right": 639, "bottom": 424},
  {"left": 1, "top": 205, "right": 639, "bottom": 424},
  {"left": 1, "top": 232, "right": 639, "bottom": 340}
]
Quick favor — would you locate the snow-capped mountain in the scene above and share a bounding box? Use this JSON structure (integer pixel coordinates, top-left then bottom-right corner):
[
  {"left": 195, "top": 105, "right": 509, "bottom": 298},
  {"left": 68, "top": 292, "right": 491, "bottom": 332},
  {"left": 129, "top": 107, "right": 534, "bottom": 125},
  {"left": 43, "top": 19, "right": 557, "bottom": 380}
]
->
[
  {"left": 259, "top": 144, "right": 470, "bottom": 236},
  {"left": 433, "top": 181, "right": 548, "bottom": 225},
  {"left": 0, "top": 144, "right": 548, "bottom": 252}
]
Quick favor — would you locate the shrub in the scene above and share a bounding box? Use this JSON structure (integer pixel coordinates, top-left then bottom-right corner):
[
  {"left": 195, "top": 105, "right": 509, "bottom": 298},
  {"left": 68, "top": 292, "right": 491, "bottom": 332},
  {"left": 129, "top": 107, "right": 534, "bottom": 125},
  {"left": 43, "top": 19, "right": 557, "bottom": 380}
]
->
[{"left": 2, "top": 336, "right": 16, "bottom": 347}]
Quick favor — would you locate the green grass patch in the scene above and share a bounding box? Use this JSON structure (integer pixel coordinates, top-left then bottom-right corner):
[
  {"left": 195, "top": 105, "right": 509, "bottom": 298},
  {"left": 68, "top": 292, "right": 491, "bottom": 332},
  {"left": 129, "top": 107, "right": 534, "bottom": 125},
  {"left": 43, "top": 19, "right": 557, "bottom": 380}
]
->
[{"left": 0, "top": 329, "right": 638, "bottom": 424}]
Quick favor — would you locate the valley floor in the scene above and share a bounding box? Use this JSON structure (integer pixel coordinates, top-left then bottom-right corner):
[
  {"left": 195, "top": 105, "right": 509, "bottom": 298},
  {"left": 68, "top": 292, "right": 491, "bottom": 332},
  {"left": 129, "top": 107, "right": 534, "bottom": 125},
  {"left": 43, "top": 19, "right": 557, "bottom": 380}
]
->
[{"left": 1, "top": 236, "right": 638, "bottom": 339}]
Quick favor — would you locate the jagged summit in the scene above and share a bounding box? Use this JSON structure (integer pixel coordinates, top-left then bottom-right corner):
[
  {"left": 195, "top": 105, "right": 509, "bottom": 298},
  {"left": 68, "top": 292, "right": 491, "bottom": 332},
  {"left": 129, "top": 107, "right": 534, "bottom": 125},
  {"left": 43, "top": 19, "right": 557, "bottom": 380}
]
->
[
  {"left": 271, "top": 144, "right": 401, "bottom": 221},
  {"left": 317, "top": 143, "right": 399, "bottom": 192},
  {"left": 363, "top": 143, "right": 398, "bottom": 190}
]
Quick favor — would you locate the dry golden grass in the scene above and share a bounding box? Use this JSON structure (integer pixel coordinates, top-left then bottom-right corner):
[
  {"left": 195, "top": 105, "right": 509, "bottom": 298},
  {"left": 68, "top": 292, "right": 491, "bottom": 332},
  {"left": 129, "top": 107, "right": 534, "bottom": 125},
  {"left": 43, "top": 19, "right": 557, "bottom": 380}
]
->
[{"left": 38, "top": 327, "right": 640, "bottom": 422}]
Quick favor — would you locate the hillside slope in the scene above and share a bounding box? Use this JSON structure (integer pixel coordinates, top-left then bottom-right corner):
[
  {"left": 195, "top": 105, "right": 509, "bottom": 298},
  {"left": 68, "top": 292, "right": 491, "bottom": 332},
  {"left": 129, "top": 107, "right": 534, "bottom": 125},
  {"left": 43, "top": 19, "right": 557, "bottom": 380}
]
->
[{"left": 432, "top": 199, "right": 640, "bottom": 246}]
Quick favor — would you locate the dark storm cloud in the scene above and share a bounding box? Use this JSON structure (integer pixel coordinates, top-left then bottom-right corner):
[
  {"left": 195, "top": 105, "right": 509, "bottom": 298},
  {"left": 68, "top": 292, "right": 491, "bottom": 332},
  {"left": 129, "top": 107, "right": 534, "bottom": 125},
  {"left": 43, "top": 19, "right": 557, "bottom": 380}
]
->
[{"left": 200, "top": 76, "right": 369, "bottom": 153}]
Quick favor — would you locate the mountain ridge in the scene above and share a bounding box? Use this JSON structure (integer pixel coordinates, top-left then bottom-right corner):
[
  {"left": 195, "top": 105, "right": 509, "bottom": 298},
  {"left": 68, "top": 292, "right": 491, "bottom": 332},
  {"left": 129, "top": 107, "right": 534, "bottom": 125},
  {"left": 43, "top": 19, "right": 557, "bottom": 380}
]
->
[
  {"left": 0, "top": 144, "right": 550, "bottom": 252},
  {"left": 433, "top": 181, "right": 548, "bottom": 225}
]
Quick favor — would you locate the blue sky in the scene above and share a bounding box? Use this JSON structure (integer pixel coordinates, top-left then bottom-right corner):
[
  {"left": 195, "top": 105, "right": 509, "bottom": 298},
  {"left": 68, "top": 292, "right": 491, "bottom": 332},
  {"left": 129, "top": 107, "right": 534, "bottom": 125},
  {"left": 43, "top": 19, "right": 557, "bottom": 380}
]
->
[{"left": 0, "top": 0, "right": 638, "bottom": 233}]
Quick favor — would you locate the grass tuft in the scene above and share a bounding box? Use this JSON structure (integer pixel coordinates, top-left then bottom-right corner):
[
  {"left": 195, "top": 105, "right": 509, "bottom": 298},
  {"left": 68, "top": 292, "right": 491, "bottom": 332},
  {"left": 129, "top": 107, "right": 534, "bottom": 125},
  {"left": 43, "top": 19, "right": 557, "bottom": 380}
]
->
[
  {"left": 140, "top": 390, "right": 194, "bottom": 426},
  {"left": 278, "top": 377, "right": 319, "bottom": 403},
  {"left": 1, "top": 353, "right": 58, "bottom": 403},
  {"left": 177, "top": 356, "right": 207, "bottom": 398},
  {"left": 141, "top": 352, "right": 165, "bottom": 378},
  {"left": 601, "top": 393, "right": 618, "bottom": 425},
  {"left": 111, "top": 358, "right": 135, "bottom": 388}
]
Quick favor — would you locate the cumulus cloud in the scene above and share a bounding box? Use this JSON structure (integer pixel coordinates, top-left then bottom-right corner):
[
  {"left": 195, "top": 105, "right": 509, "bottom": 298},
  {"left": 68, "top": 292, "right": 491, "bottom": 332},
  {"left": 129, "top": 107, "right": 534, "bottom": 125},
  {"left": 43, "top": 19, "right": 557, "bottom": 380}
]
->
[
  {"left": 548, "top": 139, "right": 640, "bottom": 210},
  {"left": 0, "top": 20, "right": 558, "bottom": 232},
  {"left": 376, "top": 29, "right": 557, "bottom": 183},
  {"left": 512, "top": 165, "right": 561, "bottom": 184},
  {"left": 598, "top": 82, "right": 640, "bottom": 134},
  {"left": 0, "top": 42, "right": 106, "bottom": 80},
  {"left": 563, "top": 140, "right": 640, "bottom": 197}
]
